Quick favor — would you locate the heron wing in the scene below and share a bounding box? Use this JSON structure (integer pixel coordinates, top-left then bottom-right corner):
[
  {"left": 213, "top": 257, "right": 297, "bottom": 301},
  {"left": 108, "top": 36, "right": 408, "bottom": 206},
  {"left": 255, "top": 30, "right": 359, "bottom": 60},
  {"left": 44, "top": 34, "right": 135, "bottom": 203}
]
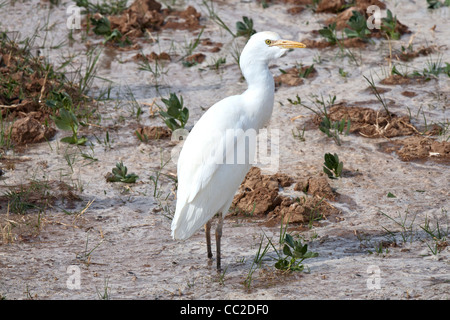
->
[
  {"left": 171, "top": 95, "right": 251, "bottom": 239},
  {"left": 176, "top": 95, "right": 244, "bottom": 204}
]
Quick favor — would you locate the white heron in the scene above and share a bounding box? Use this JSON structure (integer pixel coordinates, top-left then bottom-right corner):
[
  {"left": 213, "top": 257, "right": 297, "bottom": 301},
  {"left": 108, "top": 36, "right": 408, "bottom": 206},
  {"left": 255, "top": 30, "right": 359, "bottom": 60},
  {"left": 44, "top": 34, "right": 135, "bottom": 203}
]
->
[{"left": 171, "top": 31, "right": 306, "bottom": 270}]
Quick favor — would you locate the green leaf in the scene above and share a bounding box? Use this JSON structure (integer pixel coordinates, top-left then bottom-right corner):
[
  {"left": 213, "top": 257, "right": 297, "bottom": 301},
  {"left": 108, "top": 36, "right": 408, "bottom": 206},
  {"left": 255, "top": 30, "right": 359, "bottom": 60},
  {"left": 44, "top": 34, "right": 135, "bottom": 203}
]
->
[
  {"left": 60, "top": 136, "right": 77, "bottom": 144},
  {"left": 387, "top": 192, "right": 396, "bottom": 198},
  {"left": 285, "top": 234, "right": 295, "bottom": 248},
  {"left": 283, "top": 244, "right": 292, "bottom": 257},
  {"left": 323, "top": 167, "right": 334, "bottom": 178},
  {"left": 337, "top": 161, "right": 343, "bottom": 177},
  {"left": 74, "top": 136, "right": 88, "bottom": 145},
  {"left": 91, "top": 15, "right": 111, "bottom": 36}
]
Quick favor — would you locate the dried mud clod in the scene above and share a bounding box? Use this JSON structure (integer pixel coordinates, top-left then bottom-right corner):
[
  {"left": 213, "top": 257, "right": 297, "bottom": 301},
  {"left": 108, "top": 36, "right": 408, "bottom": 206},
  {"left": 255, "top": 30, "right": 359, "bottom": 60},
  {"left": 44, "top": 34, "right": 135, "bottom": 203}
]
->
[
  {"left": 313, "top": 104, "right": 419, "bottom": 138},
  {"left": 294, "top": 176, "right": 336, "bottom": 201},
  {"left": 317, "top": 0, "right": 386, "bottom": 14},
  {"left": 185, "top": 53, "right": 206, "bottom": 64},
  {"left": 135, "top": 126, "right": 171, "bottom": 140},
  {"left": 133, "top": 51, "right": 171, "bottom": 62},
  {"left": 94, "top": 0, "right": 202, "bottom": 42},
  {"left": 301, "top": 37, "right": 367, "bottom": 49},
  {"left": 380, "top": 74, "right": 429, "bottom": 86},
  {"left": 10, "top": 116, "right": 56, "bottom": 145},
  {"left": 382, "top": 136, "right": 450, "bottom": 163},
  {"left": 231, "top": 167, "right": 341, "bottom": 229},
  {"left": 1, "top": 45, "right": 68, "bottom": 121},
  {"left": 0, "top": 35, "right": 90, "bottom": 147},
  {"left": 274, "top": 65, "right": 317, "bottom": 87},
  {"left": 393, "top": 46, "right": 436, "bottom": 62}
]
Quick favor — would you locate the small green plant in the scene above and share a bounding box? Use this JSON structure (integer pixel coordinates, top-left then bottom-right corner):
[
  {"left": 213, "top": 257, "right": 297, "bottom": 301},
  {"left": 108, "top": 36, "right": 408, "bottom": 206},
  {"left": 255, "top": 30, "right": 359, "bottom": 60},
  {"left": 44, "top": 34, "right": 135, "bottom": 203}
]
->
[
  {"left": 201, "top": 0, "right": 236, "bottom": 37},
  {"left": 90, "top": 15, "right": 131, "bottom": 47},
  {"left": 292, "top": 126, "right": 306, "bottom": 142},
  {"left": 96, "top": 277, "right": 111, "bottom": 300},
  {"left": 159, "top": 93, "right": 189, "bottom": 131},
  {"left": 180, "top": 28, "right": 204, "bottom": 63},
  {"left": 319, "top": 116, "right": 351, "bottom": 146},
  {"left": 380, "top": 210, "right": 417, "bottom": 244},
  {"left": 105, "top": 161, "right": 138, "bottom": 183},
  {"left": 287, "top": 94, "right": 302, "bottom": 105},
  {"left": 420, "top": 213, "right": 448, "bottom": 242},
  {"left": 45, "top": 90, "right": 74, "bottom": 111},
  {"left": 90, "top": 15, "right": 111, "bottom": 36},
  {"left": 323, "top": 153, "right": 343, "bottom": 179},
  {"left": 427, "top": 0, "right": 450, "bottom": 9},
  {"left": 381, "top": 9, "right": 400, "bottom": 40},
  {"left": 344, "top": 10, "right": 370, "bottom": 40},
  {"left": 3, "top": 180, "right": 54, "bottom": 214},
  {"left": 318, "top": 22, "right": 338, "bottom": 45},
  {"left": 292, "top": 94, "right": 349, "bottom": 146},
  {"left": 387, "top": 192, "right": 396, "bottom": 198},
  {"left": 413, "top": 55, "right": 450, "bottom": 78},
  {"left": 138, "top": 56, "right": 168, "bottom": 86},
  {"left": 339, "top": 67, "right": 348, "bottom": 78},
  {"left": 75, "top": 0, "right": 128, "bottom": 15},
  {"left": 297, "top": 63, "right": 315, "bottom": 78},
  {"left": 208, "top": 57, "right": 226, "bottom": 71},
  {"left": 52, "top": 108, "right": 88, "bottom": 145},
  {"left": 244, "top": 234, "right": 271, "bottom": 289},
  {"left": 236, "top": 16, "right": 256, "bottom": 39},
  {"left": 364, "top": 74, "right": 392, "bottom": 120},
  {"left": 274, "top": 234, "right": 318, "bottom": 272}
]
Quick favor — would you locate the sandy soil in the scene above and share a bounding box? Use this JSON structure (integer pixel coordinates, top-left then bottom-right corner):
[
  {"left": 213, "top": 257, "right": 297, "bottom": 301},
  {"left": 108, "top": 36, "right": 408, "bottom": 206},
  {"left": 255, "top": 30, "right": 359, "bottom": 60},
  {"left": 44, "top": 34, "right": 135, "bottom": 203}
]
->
[{"left": 0, "top": 0, "right": 449, "bottom": 299}]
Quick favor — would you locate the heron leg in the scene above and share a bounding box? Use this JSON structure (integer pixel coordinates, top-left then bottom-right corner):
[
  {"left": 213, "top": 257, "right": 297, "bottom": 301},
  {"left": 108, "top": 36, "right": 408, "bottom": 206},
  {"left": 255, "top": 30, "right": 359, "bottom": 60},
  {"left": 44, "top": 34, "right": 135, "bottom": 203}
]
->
[
  {"left": 205, "top": 221, "right": 213, "bottom": 259},
  {"left": 215, "top": 212, "right": 223, "bottom": 270}
]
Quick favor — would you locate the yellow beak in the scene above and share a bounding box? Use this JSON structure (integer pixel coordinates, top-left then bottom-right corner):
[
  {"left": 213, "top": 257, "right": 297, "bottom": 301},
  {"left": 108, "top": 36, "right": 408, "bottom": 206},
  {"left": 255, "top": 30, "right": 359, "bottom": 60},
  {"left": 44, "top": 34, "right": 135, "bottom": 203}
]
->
[{"left": 270, "top": 40, "right": 306, "bottom": 49}]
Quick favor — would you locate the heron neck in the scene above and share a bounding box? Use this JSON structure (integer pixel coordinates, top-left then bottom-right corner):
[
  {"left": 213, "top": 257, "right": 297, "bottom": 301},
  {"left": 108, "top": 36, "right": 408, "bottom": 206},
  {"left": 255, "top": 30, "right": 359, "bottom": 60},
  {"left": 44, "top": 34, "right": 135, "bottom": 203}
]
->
[
  {"left": 241, "top": 62, "right": 275, "bottom": 93},
  {"left": 240, "top": 62, "right": 275, "bottom": 128}
]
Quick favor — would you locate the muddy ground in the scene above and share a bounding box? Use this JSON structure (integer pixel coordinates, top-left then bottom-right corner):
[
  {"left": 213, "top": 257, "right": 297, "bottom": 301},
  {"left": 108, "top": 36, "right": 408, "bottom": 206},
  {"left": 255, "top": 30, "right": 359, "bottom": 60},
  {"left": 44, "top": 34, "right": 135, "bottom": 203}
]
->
[{"left": 0, "top": 0, "right": 449, "bottom": 299}]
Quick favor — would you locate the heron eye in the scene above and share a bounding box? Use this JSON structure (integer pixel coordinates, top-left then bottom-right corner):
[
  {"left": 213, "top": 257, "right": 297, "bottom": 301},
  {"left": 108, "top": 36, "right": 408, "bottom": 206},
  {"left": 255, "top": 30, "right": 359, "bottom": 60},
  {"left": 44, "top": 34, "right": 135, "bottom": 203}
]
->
[{"left": 265, "top": 39, "right": 272, "bottom": 46}]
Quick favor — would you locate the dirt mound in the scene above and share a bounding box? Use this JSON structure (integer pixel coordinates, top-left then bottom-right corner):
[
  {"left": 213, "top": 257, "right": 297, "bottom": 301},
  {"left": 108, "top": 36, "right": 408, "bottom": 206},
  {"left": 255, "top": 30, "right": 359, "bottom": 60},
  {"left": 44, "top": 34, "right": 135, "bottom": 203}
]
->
[
  {"left": 135, "top": 126, "right": 171, "bottom": 140},
  {"left": 231, "top": 167, "right": 293, "bottom": 216},
  {"left": 133, "top": 51, "right": 171, "bottom": 62},
  {"left": 393, "top": 46, "right": 435, "bottom": 62},
  {"left": 301, "top": 37, "right": 367, "bottom": 48},
  {"left": 313, "top": 104, "right": 418, "bottom": 138},
  {"left": 274, "top": 65, "right": 317, "bottom": 87},
  {"left": 380, "top": 75, "right": 428, "bottom": 86},
  {"left": 231, "top": 167, "right": 340, "bottom": 228},
  {"left": 0, "top": 36, "right": 89, "bottom": 147},
  {"left": 10, "top": 116, "right": 56, "bottom": 145},
  {"left": 267, "top": 195, "right": 340, "bottom": 227},
  {"left": 382, "top": 136, "right": 450, "bottom": 163},
  {"left": 104, "top": 0, "right": 202, "bottom": 41},
  {"left": 317, "top": 0, "right": 386, "bottom": 14},
  {"left": 185, "top": 53, "right": 206, "bottom": 64},
  {"left": 316, "top": 0, "right": 347, "bottom": 14},
  {"left": 294, "top": 176, "right": 336, "bottom": 201},
  {"left": 1, "top": 45, "right": 62, "bottom": 121}
]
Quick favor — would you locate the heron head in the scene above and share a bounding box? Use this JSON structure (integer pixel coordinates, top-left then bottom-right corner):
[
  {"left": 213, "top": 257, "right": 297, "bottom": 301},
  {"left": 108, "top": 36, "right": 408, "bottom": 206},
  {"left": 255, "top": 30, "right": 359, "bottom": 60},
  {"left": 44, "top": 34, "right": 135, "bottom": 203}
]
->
[{"left": 242, "top": 31, "right": 306, "bottom": 63}]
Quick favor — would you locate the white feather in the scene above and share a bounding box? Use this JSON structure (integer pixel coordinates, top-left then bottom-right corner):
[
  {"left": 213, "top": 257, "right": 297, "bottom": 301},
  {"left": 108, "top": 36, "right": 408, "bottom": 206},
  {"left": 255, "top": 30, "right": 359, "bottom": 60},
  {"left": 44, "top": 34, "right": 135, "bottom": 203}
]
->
[{"left": 170, "top": 31, "right": 305, "bottom": 241}]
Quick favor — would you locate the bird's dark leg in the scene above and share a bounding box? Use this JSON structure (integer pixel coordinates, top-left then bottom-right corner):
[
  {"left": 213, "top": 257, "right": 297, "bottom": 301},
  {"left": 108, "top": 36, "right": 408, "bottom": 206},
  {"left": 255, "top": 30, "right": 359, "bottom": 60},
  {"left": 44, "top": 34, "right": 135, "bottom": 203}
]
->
[
  {"left": 215, "top": 212, "right": 223, "bottom": 271},
  {"left": 205, "top": 221, "right": 212, "bottom": 259}
]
